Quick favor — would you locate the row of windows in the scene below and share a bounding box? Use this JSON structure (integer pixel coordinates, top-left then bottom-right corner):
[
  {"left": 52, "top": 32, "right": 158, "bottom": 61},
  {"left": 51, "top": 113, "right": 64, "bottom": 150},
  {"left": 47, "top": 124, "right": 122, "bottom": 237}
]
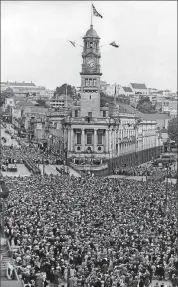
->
[
  {"left": 77, "top": 133, "right": 102, "bottom": 145},
  {"left": 85, "top": 79, "right": 96, "bottom": 87},
  {"left": 75, "top": 111, "right": 106, "bottom": 118}
]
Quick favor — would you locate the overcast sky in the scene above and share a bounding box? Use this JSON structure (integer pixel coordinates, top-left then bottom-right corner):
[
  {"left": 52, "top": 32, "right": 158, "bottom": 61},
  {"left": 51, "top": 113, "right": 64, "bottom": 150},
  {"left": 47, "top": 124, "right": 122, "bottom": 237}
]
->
[{"left": 1, "top": 1, "right": 177, "bottom": 91}]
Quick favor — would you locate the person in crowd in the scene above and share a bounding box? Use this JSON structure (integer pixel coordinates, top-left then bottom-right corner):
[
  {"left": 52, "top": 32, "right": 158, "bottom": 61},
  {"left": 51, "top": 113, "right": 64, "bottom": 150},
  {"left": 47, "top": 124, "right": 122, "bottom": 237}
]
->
[{"left": 2, "top": 173, "right": 178, "bottom": 287}]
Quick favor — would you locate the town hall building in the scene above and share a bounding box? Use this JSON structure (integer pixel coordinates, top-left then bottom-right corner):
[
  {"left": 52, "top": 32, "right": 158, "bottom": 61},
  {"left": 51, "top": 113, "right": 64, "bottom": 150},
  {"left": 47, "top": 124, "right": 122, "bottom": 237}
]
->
[{"left": 63, "top": 24, "right": 162, "bottom": 175}]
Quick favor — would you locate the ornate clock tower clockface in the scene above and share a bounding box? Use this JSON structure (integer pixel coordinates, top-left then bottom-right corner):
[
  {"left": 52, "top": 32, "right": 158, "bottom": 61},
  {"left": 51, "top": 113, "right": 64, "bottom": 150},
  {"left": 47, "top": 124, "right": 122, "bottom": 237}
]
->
[{"left": 86, "top": 58, "right": 95, "bottom": 68}]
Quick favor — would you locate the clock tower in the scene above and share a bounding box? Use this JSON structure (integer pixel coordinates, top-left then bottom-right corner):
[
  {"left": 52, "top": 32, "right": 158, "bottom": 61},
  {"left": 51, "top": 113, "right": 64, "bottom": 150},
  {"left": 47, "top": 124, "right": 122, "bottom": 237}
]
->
[{"left": 80, "top": 25, "right": 102, "bottom": 118}]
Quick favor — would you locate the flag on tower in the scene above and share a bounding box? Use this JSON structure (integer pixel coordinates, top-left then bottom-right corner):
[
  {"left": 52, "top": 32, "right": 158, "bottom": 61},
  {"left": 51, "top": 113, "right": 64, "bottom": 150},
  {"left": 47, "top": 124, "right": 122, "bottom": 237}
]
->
[
  {"left": 69, "top": 40, "right": 75, "bottom": 47},
  {"left": 92, "top": 4, "right": 103, "bottom": 18},
  {"left": 110, "top": 41, "right": 119, "bottom": 48}
]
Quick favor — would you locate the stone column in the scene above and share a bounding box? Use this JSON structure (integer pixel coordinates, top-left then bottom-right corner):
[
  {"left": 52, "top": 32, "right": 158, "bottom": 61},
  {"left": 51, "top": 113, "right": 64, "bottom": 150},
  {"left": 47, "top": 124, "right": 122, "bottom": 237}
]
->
[
  {"left": 70, "top": 129, "right": 73, "bottom": 152},
  {"left": 67, "top": 128, "right": 71, "bottom": 151},
  {"left": 105, "top": 129, "right": 109, "bottom": 153},
  {"left": 113, "top": 129, "right": 116, "bottom": 155},
  {"left": 94, "top": 129, "right": 97, "bottom": 153},
  {"left": 117, "top": 130, "right": 120, "bottom": 156},
  {"left": 81, "top": 129, "right": 85, "bottom": 151},
  {"left": 108, "top": 129, "right": 112, "bottom": 154}
]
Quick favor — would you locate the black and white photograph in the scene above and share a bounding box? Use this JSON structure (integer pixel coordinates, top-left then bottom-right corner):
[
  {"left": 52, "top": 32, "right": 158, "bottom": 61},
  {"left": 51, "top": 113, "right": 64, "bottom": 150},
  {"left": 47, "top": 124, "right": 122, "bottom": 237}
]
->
[{"left": 0, "top": 1, "right": 177, "bottom": 287}]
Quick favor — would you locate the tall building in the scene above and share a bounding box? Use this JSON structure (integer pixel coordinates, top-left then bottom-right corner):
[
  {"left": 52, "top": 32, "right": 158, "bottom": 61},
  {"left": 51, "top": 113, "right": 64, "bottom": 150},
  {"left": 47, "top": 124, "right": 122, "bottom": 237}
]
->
[{"left": 63, "top": 24, "right": 161, "bottom": 175}]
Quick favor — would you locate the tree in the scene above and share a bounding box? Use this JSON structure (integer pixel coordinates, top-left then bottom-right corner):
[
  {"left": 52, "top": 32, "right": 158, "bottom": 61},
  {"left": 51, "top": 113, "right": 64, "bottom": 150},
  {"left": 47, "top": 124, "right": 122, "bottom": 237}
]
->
[
  {"left": 54, "top": 84, "right": 76, "bottom": 97},
  {"left": 137, "top": 96, "right": 156, "bottom": 113},
  {"left": 0, "top": 93, "right": 5, "bottom": 107},
  {"left": 168, "top": 117, "right": 178, "bottom": 141},
  {"left": 35, "top": 99, "right": 47, "bottom": 107},
  {"left": 3, "top": 87, "right": 15, "bottom": 97}
]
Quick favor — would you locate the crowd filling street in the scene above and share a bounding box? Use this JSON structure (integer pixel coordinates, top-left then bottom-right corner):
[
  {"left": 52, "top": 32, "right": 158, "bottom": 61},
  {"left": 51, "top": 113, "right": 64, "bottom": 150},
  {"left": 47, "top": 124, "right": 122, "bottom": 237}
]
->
[{"left": 1, "top": 123, "right": 178, "bottom": 287}]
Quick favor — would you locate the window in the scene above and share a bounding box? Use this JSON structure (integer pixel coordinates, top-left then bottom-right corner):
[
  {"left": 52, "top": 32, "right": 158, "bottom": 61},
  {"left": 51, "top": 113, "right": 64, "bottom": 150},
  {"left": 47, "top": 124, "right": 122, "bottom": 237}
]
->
[
  {"left": 87, "top": 133, "right": 92, "bottom": 145},
  {"left": 93, "top": 79, "right": 96, "bottom": 86},
  {"left": 103, "top": 111, "right": 106, "bottom": 117},
  {"left": 89, "top": 79, "right": 93, "bottom": 87},
  {"left": 88, "top": 112, "right": 92, "bottom": 117},
  {"left": 90, "top": 42, "right": 93, "bottom": 48},
  {"left": 75, "top": 110, "right": 78, "bottom": 117},
  {"left": 85, "top": 79, "right": 88, "bottom": 87},
  {"left": 77, "top": 133, "right": 81, "bottom": 144},
  {"left": 89, "top": 95, "right": 91, "bottom": 99},
  {"left": 98, "top": 133, "right": 102, "bottom": 145}
]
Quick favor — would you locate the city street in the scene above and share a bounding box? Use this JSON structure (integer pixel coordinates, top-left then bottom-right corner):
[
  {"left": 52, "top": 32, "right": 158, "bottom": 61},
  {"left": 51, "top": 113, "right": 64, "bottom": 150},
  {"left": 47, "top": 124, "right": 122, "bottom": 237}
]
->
[
  {"left": 1, "top": 126, "right": 19, "bottom": 147},
  {"left": 1, "top": 125, "right": 81, "bottom": 177}
]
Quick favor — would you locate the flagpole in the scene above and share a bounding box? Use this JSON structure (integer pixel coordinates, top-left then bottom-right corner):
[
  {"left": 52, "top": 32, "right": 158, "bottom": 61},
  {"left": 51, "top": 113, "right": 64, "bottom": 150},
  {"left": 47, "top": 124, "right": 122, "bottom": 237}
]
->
[{"left": 91, "top": 2, "right": 93, "bottom": 26}]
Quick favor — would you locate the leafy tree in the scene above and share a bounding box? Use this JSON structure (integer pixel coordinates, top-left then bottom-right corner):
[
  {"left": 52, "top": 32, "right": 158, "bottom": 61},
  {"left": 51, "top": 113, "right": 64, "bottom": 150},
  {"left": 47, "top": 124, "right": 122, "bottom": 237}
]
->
[
  {"left": 168, "top": 117, "right": 178, "bottom": 141},
  {"left": 137, "top": 96, "right": 156, "bottom": 113},
  {"left": 0, "top": 94, "right": 5, "bottom": 107},
  {"left": 35, "top": 99, "right": 47, "bottom": 107},
  {"left": 3, "top": 87, "right": 15, "bottom": 97},
  {"left": 54, "top": 84, "right": 76, "bottom": 97}
]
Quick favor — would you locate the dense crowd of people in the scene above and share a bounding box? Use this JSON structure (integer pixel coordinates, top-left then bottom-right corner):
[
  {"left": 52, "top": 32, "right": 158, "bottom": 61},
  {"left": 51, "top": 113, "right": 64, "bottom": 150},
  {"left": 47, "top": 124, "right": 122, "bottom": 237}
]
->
[
  {"left": 115, "top": 165, "right": 177, "bottom": 179},
  {"left": 2, "top": 144, "right": 63, "bottom": 166},
  {"left": 3, "top": 174, "right": 178, "bottom": 287},
  {"left": 1, "top": 122, "right": 178, "bottom": 287}
]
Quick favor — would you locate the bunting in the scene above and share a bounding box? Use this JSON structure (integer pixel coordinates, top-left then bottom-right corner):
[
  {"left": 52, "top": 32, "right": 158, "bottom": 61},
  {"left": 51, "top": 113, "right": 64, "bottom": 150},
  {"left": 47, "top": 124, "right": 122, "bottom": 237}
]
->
[
  {"left": 69, "top": 40, "right": 75, "bottom": 47},
  {"left": 110, "top": 41, "right": 119, "bottom": 48}
]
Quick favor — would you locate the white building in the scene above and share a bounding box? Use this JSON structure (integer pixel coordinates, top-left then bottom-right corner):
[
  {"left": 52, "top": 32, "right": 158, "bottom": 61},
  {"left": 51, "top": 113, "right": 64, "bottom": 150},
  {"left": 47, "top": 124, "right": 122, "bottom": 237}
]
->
[
  {"left": 105, "top": 84, "right": 119, "bottom": 97},
  {"left": 129, "top": 83, "right": 149, "bottom": 95},
  {"left": 119, "top": 86, "right": 134, "bottom": 97},
  {"left": 0, "top": 81, "right": 53, "bottom": 97},
  {"left": 50, "top": 94, "right": 72, "bottom": 108}
]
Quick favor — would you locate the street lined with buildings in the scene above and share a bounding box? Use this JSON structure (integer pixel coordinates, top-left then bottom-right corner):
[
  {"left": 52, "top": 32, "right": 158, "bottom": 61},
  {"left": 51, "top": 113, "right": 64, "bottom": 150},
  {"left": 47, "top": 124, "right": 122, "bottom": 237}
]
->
[{"left": 0, "top": 2, "right": 177, "bottom": 287}]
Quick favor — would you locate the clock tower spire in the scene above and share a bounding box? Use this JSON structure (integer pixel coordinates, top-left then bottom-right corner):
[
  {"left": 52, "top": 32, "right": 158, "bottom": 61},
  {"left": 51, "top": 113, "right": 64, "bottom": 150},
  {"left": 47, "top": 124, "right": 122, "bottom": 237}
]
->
[{"left": 80, "top": 25, "right": 102, "bottom": 118}]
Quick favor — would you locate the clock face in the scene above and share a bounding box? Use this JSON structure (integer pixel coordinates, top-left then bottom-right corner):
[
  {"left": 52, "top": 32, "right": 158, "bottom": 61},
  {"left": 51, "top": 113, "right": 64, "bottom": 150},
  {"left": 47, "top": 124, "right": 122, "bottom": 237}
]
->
[{"left": 86, "top": 58, "right": 95, "bottom": 68}]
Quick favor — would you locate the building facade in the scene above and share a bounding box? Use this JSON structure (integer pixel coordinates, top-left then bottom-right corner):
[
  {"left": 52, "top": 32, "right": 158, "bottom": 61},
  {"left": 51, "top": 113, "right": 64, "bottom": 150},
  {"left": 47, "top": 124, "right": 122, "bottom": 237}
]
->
[{"left": 63, "top": 24, "right": 162, "bottom": 175}]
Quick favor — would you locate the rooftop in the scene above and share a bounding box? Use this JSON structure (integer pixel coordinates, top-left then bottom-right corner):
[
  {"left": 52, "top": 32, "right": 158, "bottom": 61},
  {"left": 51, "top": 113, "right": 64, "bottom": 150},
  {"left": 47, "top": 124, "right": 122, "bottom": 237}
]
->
[
  {"left": 84, "top": 25, "right": 99, "bottom": 38},
  {"left": 140, "top": 113, "right": 171, "bottom": 121},
  {"left": 122, "top": 86, "right": 133, "bottom": 93},
  {"left": 1, "top": 81, "right": 36, "bottom": 87},
  {"left": 130, "top": 83, "right": 147, "bottom": 90}
]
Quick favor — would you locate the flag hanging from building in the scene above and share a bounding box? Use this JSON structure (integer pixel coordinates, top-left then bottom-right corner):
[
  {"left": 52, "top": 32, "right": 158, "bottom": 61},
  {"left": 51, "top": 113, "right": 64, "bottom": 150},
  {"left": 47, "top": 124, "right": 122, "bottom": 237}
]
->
[
  {"left": 69, "top": 40, "right": 75, "bottom": 47},
  {"left": 92, "top": 4, "right": 103, "bottom": 18},
  {"left": 110, "top": 41, "right": 119, "bottom": 48}
]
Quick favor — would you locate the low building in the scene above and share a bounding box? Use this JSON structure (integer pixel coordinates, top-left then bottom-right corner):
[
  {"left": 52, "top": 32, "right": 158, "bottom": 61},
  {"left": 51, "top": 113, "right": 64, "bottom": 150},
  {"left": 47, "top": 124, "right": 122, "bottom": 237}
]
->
[
  {"left": 129, "top": 83, "right": 149, "bottom": 95},
  {"left": 0, "top": 81, "right": 53, "bottom": 97},
  {"left": 139, "top": 113, "right": 171, "bottom": 130},
  {"left": 4, "top": 97, "right": 15, "bottom": 108},
  {"left": 50, "top": 94, "right": 73, "bottom": 109},
  {"left": 119, "top": 86, "right": 134, "bottom": 97}
]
